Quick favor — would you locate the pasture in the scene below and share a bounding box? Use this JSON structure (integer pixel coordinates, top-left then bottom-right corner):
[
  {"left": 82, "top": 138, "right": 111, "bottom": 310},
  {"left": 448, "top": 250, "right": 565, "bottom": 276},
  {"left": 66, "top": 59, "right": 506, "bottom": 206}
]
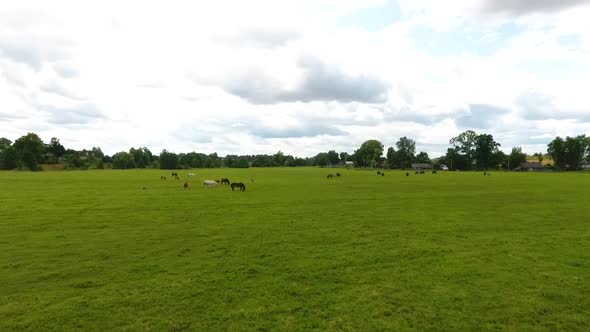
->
[{"left": 1, "top": 168, "right": 589, "bottom": 330}]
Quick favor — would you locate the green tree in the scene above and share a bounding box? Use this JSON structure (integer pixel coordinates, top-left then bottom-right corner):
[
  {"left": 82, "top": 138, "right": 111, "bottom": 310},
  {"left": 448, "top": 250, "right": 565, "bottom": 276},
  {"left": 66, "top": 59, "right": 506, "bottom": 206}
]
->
[
  {"left": 272, "top": 151, "right": 286, "bottom": 167},
  {"left": 339, "top": 152, "right": 350, "bottom": 163},
  {"left": 547, "top": 137, "right": 566, "bottom": 170},
  {"left": 45, "top": 137, "right": 66, "bottom": 159},
  {"left": 64, "top": 152, "right": 83, "bottom": 169},
  {"left": 112, "top": 152, "right": 136, "bottom": 169},
  {"left": 414, "top": 151, "right": 430, "bottom": 163},
  {"left": 130, "top": 147, "right": 151, "bottom": 168},
  {"left": 386, "top": 147, "right": 397, "bottom": 169},
  {"left": 13, "top": 133, "right": 45, "bottom": 171},
  {"left": 564, "top": 135, "right": 589, "bottom": 170},
  {"left": 450, "top": 130, "right": 478, "bottom": 169},
  {"left": 395, "top": 137, "right": 416, "bottom": 169},
  {"left": 159, "top": 150, "right": 179, "bottom": 169},
  {"left": 508, "top": 147, "right": 527, "bottom": 170},
  {"left": 474, "top": 134, "right": 501, "bottom": 170},
  {"left": 353, "top": 140, "right": 384, "bottom": 167},
  {"left": 0, "top": 145, "right": 18, "bottom": 170},
  {"left": 327, "top": 150, "right": 340, "bottom": 165}
]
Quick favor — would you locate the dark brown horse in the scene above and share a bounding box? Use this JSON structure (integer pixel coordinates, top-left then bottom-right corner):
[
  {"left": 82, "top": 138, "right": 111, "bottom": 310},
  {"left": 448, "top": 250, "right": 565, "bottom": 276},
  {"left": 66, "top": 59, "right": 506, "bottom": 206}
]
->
[
  {"left": 183, "top": 182, "right": 190, "bottom": 190},
  {"left": 231, "top": 183, "right": 246, "bottom": 191},
  {"left": 221, "top": 178, "right": 230, "bottom": 185}
]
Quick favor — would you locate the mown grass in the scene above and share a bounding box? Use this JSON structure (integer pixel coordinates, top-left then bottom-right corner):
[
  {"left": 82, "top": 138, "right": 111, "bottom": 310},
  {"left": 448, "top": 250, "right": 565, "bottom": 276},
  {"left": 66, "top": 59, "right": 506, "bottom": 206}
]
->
[{"left": 1, "top": 168, "right": 589, "bottom": 331}]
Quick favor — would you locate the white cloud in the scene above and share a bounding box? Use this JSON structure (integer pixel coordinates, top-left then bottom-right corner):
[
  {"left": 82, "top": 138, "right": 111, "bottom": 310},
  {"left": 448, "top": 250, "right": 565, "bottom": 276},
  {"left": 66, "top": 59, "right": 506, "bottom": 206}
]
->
[{"left": 0, "top": 0, "right": 589, "bottom": 157}]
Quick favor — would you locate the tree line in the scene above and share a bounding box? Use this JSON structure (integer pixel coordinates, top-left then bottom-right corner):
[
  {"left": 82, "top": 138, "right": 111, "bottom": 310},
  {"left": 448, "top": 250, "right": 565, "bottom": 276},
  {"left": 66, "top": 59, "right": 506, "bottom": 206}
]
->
[{"left": 1, "top": 131, "right": 589, "bottom": 171}]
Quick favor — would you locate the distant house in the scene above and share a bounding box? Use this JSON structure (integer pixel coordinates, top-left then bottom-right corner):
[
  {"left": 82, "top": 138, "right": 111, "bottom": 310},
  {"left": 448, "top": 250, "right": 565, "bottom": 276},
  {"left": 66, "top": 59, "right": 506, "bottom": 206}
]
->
[
  {"left": 581, "top": 163, "right": 590, "bottom": 171},
  {"left": 514, "top": 161, "right": 544, "bottom": 172},
  {"left": 411, "top": 163, "right": 433, "bottom": 170},
  {"left": 345, "top": 161, "right": 354, "bottom": 166}
]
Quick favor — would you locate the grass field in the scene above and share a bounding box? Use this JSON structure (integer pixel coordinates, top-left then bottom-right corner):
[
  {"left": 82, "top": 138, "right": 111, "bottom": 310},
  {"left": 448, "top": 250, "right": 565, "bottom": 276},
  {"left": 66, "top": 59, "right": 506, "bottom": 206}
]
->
[{"left": 1, "top": 168, "right": 589, "bottom": 331}]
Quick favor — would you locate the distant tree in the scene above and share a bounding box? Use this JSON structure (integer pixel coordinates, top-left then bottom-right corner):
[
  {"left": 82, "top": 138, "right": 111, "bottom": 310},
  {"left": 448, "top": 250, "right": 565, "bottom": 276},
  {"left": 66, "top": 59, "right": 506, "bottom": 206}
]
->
[
  {"left": 509, "top": 147, "right": 527, "bottom": 170},
  {"left": 339, "top": 152, "right": 350, "bottom": 163},
  {"left": 13, "top": 133, "right": 45, "bottom": 171},
  {"left": 102, "top": 155, "right": 113, "bottom": 163},
  {"left": 494, "top": 150, "right": 508, "bottom": 170},
  {"left": 272, "top": 151, "right": 286, "bottom": 167},
  {"left": 159, "top": 150, "right": 179, "bottom": 169},
  {"left": 440, "top": 147, "right": 470, "bottom": 171},
  {"left": 0, "top": 143, "right": 17, "bottom": 170},
  {"left": 547, "top": 137, "right": 566, "bottom": 170},
  {"left": 327, "top": 150, "right": 340, "bottom": 165},
  {"left": 386, "top": 147, "right": 397, "bottom": 168},
  {"left": 45, "top": 137, "right": 66, "bottom": 159},
  {"left": 533, "top": 153, "right": 544, "bottom": 163},
  {"left": 317, "top": 153, "right": 329, "bottom": 167},
  {"left": 564, "top": 135, "right": 589, "bottom": 170},
  {"left": 91, "top": 147, "right": 105, "bottom": 159},
  {"left": 354, "top": 140, "right": 384, "bottom": 167},
  {"left": 64, "top": 152, "right": 83, "bottom": 169},
  {"left": 97, "top": 160, "right": 105, "bottom": 169},
  {"left": 130, "top": 147, "right": 152, "bottom": 168},
  {"left": 395, "top": 137, "right": 416, "bottom": 169},
  {"left": 474, "top": 134, "right": 501, "bottom": 170},
  {"left": 112, "top": 152, "right": 136, "bottom": 169},
  {"left": 414, "top": 151, "right": 430, "bottom": 164},
  {"left": 450, "top": 130, "right": 478, "bottom": 169}
]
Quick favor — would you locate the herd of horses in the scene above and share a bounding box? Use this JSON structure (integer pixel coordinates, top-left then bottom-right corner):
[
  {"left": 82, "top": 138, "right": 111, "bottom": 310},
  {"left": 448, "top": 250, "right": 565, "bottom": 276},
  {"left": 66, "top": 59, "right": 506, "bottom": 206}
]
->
[
  {"left": 161, "top": 172, "right": 247, "bottom": 192},
  {"left": 327, "top": 170, "right": 441, "bottom": 179}
]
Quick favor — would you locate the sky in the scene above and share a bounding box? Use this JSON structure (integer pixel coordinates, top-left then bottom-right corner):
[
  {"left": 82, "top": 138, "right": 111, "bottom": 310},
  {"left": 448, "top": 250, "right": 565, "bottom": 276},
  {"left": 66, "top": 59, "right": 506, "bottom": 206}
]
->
[{"left": 1, "top": 0, "right": 589, "bottom": 157}]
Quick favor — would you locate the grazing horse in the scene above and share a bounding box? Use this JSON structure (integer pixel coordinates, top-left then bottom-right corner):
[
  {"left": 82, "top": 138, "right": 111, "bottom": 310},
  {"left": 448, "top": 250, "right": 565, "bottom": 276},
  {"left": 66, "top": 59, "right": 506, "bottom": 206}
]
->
[
  {"left": 231, "top": 182, "right": 246, "bottom": 191},
  {"left": 174, "top": 176, "right": 180, "bottom": 180},
  {"left": 171, "top": 172, "right": 178, "bottom": 177},
  {"left": 203, "top": 180, "right": 217, "bottom": 187},
  {"left": 382, "top": 173, "right": 385, "bottom": 176},
  {"left": 327, "top": 174, "right": 334, "bottom": 179},
  {"left": 484, "top": 172, "right": 487, "bottom": 176},
  {"left": 377, "top": 171, "right": 381, "bottom": 175},
  {"left": 161, "top": 176, "right": 166, "bottom": 180},
  {"left": 406, "top": 172, "right": 410, "bottom": 176},
  {"left": 336, "top": 173, "right": 341, "bottom": 177},
  {"left": 415, "top": 171, "right": 419, "bottom": 174},
  {"left": 183, "top": 182, "right": 191, "bottom": 190},
  {"left": 221, "top": 178, "right": 230, "bottom": 185}
]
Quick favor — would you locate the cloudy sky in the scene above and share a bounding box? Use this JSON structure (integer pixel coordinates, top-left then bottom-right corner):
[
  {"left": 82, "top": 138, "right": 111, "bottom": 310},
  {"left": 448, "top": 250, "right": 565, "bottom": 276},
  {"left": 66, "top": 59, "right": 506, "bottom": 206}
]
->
[{"left": 1, "top": 0, "right": 589, "bottom": 157}]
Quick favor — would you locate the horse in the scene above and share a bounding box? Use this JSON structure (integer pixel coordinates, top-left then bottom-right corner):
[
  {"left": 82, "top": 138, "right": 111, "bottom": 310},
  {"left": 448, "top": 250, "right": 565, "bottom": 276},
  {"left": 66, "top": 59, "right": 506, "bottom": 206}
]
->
[
  {"left": 171, "top": 172, "right": 178, "bottom": 177},
  {"left": 415, "top": 171, "right": 419, "bottom": 174},
  {"left": 336, "top": 173, "right": 341, "bottom": 177},
  {"left": 203, "top": 180, "right": 217, "bottom": 187},
  {"left": 174, "top": 176, "right": 180, "bottom": 180},
  {"left": 432, "top": 170, "right": 437, "bottom": 174},
  {"left": 183, "top": 182, "right": 191, "bottom": 190},
  {"left": 327, "top": 174, "right": 334, "bottom": 179},
  {"left": 406, "top": 172, "right": 410, "bottom": 176},
  {"left": 382, "top": 173, "right": 385, "bottom": 176},
  {"left": 231, "top": 182, "right": 246, "bottom": 191},
  {"left": 377, "top": 171, "right": 381, "bottom": 175},
  {"left": 221, "top": 178, "right": 230, "bottom": 185},
  {"left": 160, "top": 176, "right": 167, "bottom": 180}
]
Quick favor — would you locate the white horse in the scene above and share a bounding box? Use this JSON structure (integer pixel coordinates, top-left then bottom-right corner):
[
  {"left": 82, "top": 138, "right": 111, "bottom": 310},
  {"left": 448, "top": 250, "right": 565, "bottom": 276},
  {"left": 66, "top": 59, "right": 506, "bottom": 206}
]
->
[{"left": 203, "top": 180, "right": 217, "bottom": 187}]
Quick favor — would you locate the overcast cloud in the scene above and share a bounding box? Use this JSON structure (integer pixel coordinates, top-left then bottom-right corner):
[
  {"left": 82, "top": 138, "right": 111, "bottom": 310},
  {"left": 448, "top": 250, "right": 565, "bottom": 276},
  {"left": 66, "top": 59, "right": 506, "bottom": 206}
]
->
[{"left": 1, "top": 0, "right": 589, "bottom": 157}]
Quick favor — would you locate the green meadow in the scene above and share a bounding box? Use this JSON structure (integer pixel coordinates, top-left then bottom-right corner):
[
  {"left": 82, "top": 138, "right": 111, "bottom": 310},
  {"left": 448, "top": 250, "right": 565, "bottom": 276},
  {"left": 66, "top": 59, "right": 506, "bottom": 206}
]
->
[{"left": 1, "top": 168, "right": 589, "bottom": 331}]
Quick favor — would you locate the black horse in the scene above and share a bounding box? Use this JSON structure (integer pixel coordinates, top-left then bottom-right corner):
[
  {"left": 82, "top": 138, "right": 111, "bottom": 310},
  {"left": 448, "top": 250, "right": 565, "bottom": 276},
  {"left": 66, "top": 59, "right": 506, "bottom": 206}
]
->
[
  {"left": 221, "top": 178, "right": 230, "bottom": 185},
  {"left": 327, "top": 174, "right": 334, "bottom": 179},
  {"left": 377, "top": 171, "right": 381, "bottom": 175},
  {"left": 406, "top": 172, "right": 410, "bottom": 176},
  {"left": 171, "top": 172, "right": 178, "bottom": 177},
  {"left": 231, "top": 183, "right": 246, "bottom": 191},
  {"left": 161, "top": 176, "right": 167, "bottom": 180},
  {"left": 336, "top": 173, "right": 341, "bottom": 177}
]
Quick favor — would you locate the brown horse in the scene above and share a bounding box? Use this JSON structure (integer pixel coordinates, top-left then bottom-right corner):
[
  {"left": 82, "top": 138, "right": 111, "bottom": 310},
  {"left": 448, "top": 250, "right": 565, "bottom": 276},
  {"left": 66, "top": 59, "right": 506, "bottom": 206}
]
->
[
  {"left": 183, "top": 182, "right": 191, "bottom": 190},
  {"left": 221, "top": 178, "right": 230, "bottom": 185}
]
